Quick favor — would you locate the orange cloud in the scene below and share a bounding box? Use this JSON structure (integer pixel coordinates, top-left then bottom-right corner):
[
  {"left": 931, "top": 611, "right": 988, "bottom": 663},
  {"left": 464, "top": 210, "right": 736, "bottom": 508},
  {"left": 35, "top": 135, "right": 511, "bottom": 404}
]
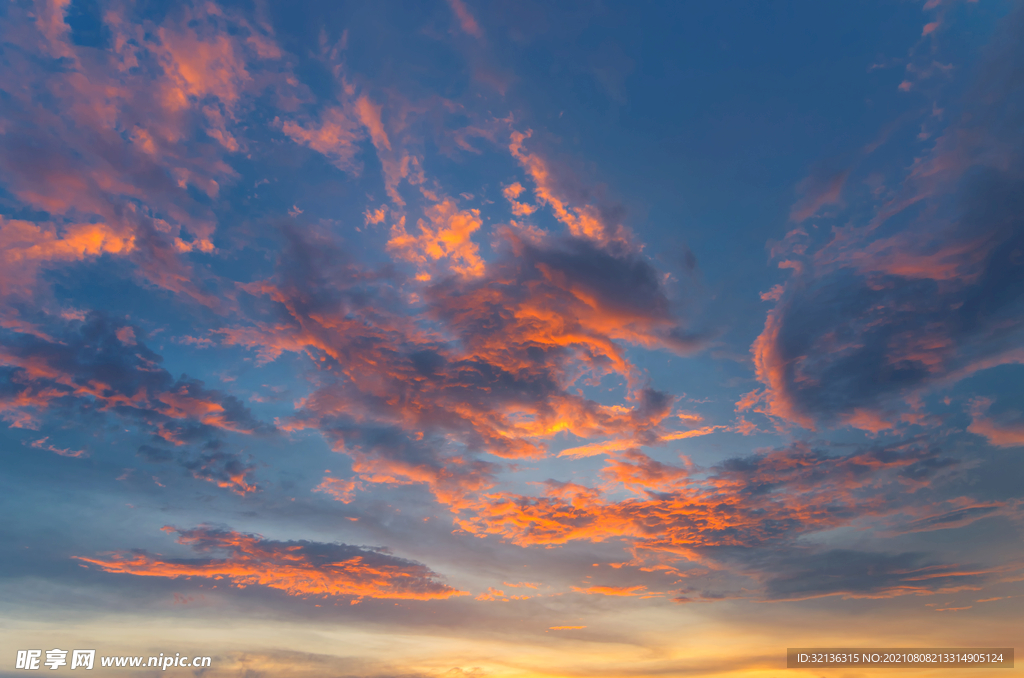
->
[
  {"left": 746, "top": 49, "right": 1024, "bottom": 434},
  {"left": 314, "top": 476, "right": 362, "bottom": 503},
  {"left": 571, "top": 585, "right": 647, "bottom": 596},
  {"left": 0, "top": 218, "right": 135, "bottom": 297},
  {"left": 76, "top": 526, "right": 467, "bottom": 601},
  {"left": 600, "top": 449, "right": 688, "bottom": 495},
  {"left": 182, "top": 452, "right": 259, "bottom": 496},
  {"left": 386, "top": 199, "right": 485, "bottom": 278},
  {"left": 453, "top": 443, "right": 948, "bottom": 554},
  {"left": 2, "top": 219, "right": 134, "bottom": 262},
  {"left": 502, "top": 182, "right": 537, "bottom": 216},
  {"left": 475, "top": 586, "right": 507, "bottom": 601},
  {"left": 660, "top": 425, "right": 728, "bottom": 441},
  {"left": 509, "top": 130, "right": 623, "bottom": 245},
  {"left": 364, "top": 205, "right": 388, "bottom": 225},
  {"left": 0, "top": 1, "right": 296, "bottom": 309},
  {"left": 557, "top": 426, "right": 725, "bottom": 459},
  {"left": 557, "top": 438, "right": 636, "bottom": 459},
  {"left": 220, "top": 221, "right": 698, "bottom": 511},
  {"left": 748, "top": 221, "right": 1014, "bottom": 432},
  {"left": 355, "top": 95, "right": 391, "bottom": 151},
  {"left": 155, "top": 386, "right": 261, "bottom": 435}
]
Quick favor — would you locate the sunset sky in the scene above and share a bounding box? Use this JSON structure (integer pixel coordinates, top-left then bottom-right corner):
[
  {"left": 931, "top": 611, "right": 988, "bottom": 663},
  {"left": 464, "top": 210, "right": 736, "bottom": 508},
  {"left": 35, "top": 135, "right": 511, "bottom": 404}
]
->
[{"left": 2, "top": 0, "right": 1023, "bottom": 676}]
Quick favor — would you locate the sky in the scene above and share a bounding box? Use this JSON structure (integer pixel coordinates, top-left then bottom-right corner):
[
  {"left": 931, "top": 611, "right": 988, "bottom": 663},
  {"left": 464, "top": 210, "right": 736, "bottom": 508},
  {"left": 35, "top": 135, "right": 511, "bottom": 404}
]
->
[{"left": 1, "top": 0, "right": 1023, "bottom": 676}]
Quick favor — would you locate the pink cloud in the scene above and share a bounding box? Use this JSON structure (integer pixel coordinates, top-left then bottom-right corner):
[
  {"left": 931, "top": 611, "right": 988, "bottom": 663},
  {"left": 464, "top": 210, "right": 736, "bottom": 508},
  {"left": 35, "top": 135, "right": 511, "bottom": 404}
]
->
[
  {"left": 355, "top": 95, "right": 392, "bottom": 151},
  {"left": 446, "top": 0, "right": 484, "bottom": 38},
  {"left": 789, "top": 169, "right": 848, "bottom": 223},
  {"left": 281, "top": 107, "right": 364, "bottom": 173},
  {"left": 31, "top": 437, "right": 88, "bottom": 458},
  {"left": 968, "top": 398, "right": 1024, "bottom": 448}
]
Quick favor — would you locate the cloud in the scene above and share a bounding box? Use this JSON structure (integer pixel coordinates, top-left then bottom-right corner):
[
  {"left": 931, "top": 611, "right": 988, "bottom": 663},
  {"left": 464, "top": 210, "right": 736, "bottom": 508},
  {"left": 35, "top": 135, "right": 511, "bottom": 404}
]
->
[
  {"left": 155, "top": 12, "right": 253, "bottom": 110},
  {"left": 221, "top": 218, "right": 698, "bottom": 508},
  {"left": 355, "top": 95, "right": 392, "bottom": 151},
  {"left": 761, "top": 549, "right": 989, "bottom": 601},
  {"left": 502, "top": 182, "right": 537, "bottom": 217},
  {"left": 557, "top": 439, "right": 639, "bottom": 460},
  {"left": 0, "top": 2, "right": 1019, "bottom": 660},
  {"left": 454, "top": 441, "right": 958, "bottom": 557},
  {"left": 571, "top": 585, "right": 647, "bottom": 596},
  {"left": 747, "top": 10, "right": 1024, "bottom": 431},
  {"left": 177, "top": 443, "right": 259, "bottom": 495},
  {"left": 386, "top": 199, "right": 486, "bottom": 278},
  {"left": 314, "top": 476, "right": 363, "bottom": 503},
  {"left": 967, "top": 397, "right": 1024, "bottom": 448},
  {"left": 558, "top": 425, "right": 728, "bottom": 459},
  {"left": 789, "top": 167, "right": 848, "bottom": 223},
  {"left": 446, "top": 0, "right": 484, "bottom": 39},
  {"left": 285, "top": 82, "right": 424, "bottom": 209},
  {"left": 474, "top": 586, "right": 507, "bottom": 601},
  {"left": 0, "top": 311, "right": 269, "bottom": 493},
  {"left": 0, "top": 0, "right": 305, "bottom": 310},
  {"left": 0, "top": 219, "right": 135, "bottom": 297},
  {"left": 509, "top": 130, "right": 619, "bottom": 245},
  {"left": 281, "top": 107, "right": 364, "bottom": 174},
  {"left": 30, "top": 436, "right": 88, "bottom": 458},
  {"left": 599, "top": 448, "right": 689, "bottom": 494},
  {"left": 896, "top": 500, "right": 1013, "bottom": 534},
  {"left": 76, "top": 525, "right": 467, "bottom": 601},
  {"left": 365, "top": 205, "right": 389, "bottom": 225}
]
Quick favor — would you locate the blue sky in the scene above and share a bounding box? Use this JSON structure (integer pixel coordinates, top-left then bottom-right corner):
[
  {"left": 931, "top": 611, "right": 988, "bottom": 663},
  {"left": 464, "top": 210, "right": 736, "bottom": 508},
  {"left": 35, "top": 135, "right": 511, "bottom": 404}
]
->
[{"left": 1, "top": 1, "right": 1022, "bottom": 676}]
